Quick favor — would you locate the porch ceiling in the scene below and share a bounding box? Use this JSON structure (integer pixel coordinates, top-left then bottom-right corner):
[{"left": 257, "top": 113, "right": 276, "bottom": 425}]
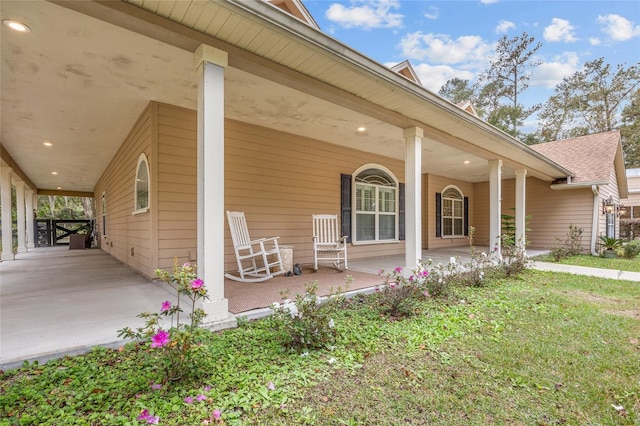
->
[{"left": 0, "top": 0, "right": 567, "bottom": 194}]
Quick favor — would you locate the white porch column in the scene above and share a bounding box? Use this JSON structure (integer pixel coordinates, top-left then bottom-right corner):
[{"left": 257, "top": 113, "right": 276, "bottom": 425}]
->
[
  {"left": 403, "top": 127, "right": 423, "bottom": 269},
  {"left": 1, "top": 166, "right": 14, "bottom": 260},
  {"left": 15, "top": 180, "right": 27, "bottom": 253},
  {"left": 26, "top": 188, "right": 35, "bottom": 248},
  {"left": 515, "top": 168, "right": 527, "bottom": 250},
  {"left": 194, "top": 44, "right": 229, "bottom": 321},
  {"left": 488, "top": 159, "right": 502, "bottom": 255}
]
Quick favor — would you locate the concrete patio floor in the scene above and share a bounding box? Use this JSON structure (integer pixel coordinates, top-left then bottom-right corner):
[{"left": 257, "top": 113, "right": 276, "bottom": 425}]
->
[{"left": 0, "top": 245, "right": 548, "bottom": 370}]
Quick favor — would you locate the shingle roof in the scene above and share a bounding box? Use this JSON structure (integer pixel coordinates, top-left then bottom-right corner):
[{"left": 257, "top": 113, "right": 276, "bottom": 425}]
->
[{"left": 530, "top": 131, "right": 621, "bottom": 183}]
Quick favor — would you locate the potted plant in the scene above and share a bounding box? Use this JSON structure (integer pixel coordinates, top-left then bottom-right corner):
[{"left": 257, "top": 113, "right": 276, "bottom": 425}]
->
[{"left": 598, "top": 235, "right": 622, "bottom": 258}]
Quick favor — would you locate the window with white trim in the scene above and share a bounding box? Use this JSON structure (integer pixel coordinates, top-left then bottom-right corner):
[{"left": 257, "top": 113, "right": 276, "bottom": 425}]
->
[
  {"left": 442, "top": 186, "right": 464, "bottom": 237},
  {"left": 134, "top": 153, "right": 150, "bottom": 213},
  {"left": 101, "top": 192, "right": 107, "bottom": 237},
  {"left": 354, "top": 167, "right": 398, "bottom": 242}
]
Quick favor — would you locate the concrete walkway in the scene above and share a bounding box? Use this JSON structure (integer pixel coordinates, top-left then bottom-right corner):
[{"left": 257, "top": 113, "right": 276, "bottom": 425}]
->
[{"left": 532, "top": 261, "right": 640, "bottom": 282}]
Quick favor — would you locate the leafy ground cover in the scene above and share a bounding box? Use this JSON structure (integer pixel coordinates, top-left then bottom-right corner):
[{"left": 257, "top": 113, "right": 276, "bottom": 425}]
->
[
  {"left": 535, "top": 254, "right": 640, "bottom": 273},
  {"left": 1, "top": 271, "right": 639, "bottom": 425}
]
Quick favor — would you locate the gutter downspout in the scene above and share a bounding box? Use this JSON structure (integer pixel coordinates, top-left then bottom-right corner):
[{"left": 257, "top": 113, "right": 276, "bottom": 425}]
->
[{"left": 591, "top": 185, "right": 600, "bottom": 256}]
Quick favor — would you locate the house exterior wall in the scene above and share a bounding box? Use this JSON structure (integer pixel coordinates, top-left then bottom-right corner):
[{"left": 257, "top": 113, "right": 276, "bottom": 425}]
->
[
  {"left": 474, "top": 177, "right": 594, "bottom": 251},
  {"left": 95, "top": 102, "right": 407, "bottom": 276},
  {"left": 224, "top": 118, "right": 405, "bottom": 270},
  {"left": 94, "top": 104, "right": 154, "bottom": 277},
  {"left": 597, "top": 166, "right": 621, "bottom": 238},
  {"left": 424, "top": 173, "right": 475, "bottom": 249}
]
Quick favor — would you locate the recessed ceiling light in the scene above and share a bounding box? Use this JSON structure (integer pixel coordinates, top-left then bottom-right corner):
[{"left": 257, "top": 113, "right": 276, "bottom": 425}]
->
[
  {"left": 51, "top": 171, "right": 58, "bottom": 175},
  {"left": 2, "top": 19, "right": 30, "bottom": 32},
  {"left": 43, "top": 142, "right": 53, "bottom": 147},
  {"left": 57, "top": 187, "right": 62, "bottom": 190},
  {"left": 464, "top": 160, "right": 470, "bottom": 164},
  {"left": 356, "top": 127, "right": 366, "bottom": 133}
]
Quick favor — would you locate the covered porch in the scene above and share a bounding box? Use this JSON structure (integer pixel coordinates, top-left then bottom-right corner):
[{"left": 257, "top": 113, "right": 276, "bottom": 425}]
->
[{"left": 0, "top": 245, "right": 514, "bottom": 369}]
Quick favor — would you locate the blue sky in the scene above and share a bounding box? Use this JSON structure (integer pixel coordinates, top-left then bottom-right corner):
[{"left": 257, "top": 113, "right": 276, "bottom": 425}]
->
[{"left": 303, "top": 0, "right": 640, "bottom": 127}]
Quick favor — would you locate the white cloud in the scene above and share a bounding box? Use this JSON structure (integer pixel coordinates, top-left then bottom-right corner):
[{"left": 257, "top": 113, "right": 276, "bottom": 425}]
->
[
  {"left": 597, "top": 14, "right": 640, "bottom": 41},
  {"left": 399, "top": 32, "right": 493, "bottom": 67},
  {"left": 424, "top": 6, "right": 439, "bottom": 20},
  {"left": 410, "top": 63, "right": 476, "bottom": 93},
  {"left": 531, "top": 52, "right": 581, "bottom": 88},
  {"left": 495, "top": 20, "right": 515, "bottom": 34},
  {"left": 480, "top": 0, "right": 498, "bottom": 4},
  {"left": 325, "top": 0, "right": 403, "bottom": 30},
  {"left": 589, "top": 37, "right": 601, "bottom": 46},
  {"left": 543, "top": 18, "right": 577, "bottom": 42}
]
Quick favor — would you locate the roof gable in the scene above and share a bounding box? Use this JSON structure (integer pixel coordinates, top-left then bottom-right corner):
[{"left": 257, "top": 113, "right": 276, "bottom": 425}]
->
[
  {"left": 531, "top": 131, "right": 628, "bottom": 196},
  {"left": 390, "top": 60, "right": 422, "bottom": 86},
  {"left": 264, "top": 0, "right": 319, "bottom": 30},
  {"left": 455, "top": 100, "right": 480, "bottom": 118}
]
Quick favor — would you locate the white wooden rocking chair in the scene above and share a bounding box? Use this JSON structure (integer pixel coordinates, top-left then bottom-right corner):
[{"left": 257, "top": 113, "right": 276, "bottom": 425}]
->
[
  {"left": 225, "top": 211, "right": 285, "bottom": 282},
  {"left": 312, "top": 214, "right": 348, "bottom": 271}
]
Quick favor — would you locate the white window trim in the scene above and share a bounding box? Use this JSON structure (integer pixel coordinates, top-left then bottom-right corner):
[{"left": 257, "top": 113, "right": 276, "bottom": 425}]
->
[
  {"left": 133, "top": 153, "right": 150, "bottom": 215},
  {"left": 441, "top": 185, "right": 464, "bottom": 238},
  {"left": 352, "top": 164, "right": 399, "bottom": 243}
]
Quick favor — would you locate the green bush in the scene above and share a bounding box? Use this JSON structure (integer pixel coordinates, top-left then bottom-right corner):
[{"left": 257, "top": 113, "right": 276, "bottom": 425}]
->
[
  {"left": 550, "top": 224, "right": 584, "bottom": 261},
  {"left": 270, "top": 281, "right": 346, "bottom": 351},
  {"left": 622, "top": 240, "right": 640, "bottom": 259},
  {"left": 376, "top": 264, "right": 430, "bottom": 318}
]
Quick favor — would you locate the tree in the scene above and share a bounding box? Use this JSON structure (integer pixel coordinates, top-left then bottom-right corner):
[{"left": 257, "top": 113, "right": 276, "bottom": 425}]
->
[
  {"left": 621, "top": 88, "right": 640, "bottom": 168},
  {"left": 438, "top": 78, "right": 477, "bottom": 105},
  {"left": 537, "top": 59, "right": 640, "bottom": 143},
  {"left": 479, "top": 32, "right": 542, "bottom": 136}
]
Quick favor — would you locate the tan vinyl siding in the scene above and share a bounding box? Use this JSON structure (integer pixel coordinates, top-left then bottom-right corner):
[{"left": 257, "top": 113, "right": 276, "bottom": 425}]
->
[
  {"left": 156, "top": 103, "right": 198, "bottom": 269},
  {"left": 474, "top": 177, "right": 594, "bottom": 251},
  {"left": 94, "top": 105, "right": 153, "bottom": 277},
  {"left": 425, "top": 174, "right": 475, "bottom": 249}
]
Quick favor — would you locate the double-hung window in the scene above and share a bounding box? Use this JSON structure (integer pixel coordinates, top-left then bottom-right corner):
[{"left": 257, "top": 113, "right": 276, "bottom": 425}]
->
[
  {"left": 442, "top": 187, "right": 464, "bottom": 237},
  {"left": 354, "top": 168, "right": 398, "bottom": 242}
]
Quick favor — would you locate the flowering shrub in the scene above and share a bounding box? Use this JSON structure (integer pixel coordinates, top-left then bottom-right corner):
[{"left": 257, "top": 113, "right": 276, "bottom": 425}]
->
[
  {"left": 376, "top": 265, "right": 430, "bottom": 318},
  {"left": 271, "top": 280, "right": 347, "bottom": 351},
  {"left": 117, "top": 259, "right": 210, "bottom": 383},
  {"left": 498, "top": 235, "right": 531, "bottom": 277}
]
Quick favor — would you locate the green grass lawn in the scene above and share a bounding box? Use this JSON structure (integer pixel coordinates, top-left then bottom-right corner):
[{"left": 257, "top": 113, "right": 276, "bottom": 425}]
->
[
  {"left": 1, "top": 271, "right": 639, "bottom": 425},
  {"left": 534, "top": 254, "right": 640, "bottom": 273}
]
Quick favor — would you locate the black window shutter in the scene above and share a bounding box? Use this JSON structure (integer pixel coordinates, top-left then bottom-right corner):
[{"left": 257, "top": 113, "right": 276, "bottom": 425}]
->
[
  {"left": 464, "top": 196, "right": 469, "bottom": 236},
  {"left": 399, "top": 183, "right": 405, "bottom": 241},
  {"left": 340, "top": 174, "right": 352, "bottom": 243},
  {"left": 435, "top": 192, "right": 442, "bottom": 237}
]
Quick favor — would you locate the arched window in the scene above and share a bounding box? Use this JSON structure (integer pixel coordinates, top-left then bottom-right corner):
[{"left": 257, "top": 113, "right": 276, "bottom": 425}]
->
[
  {"left": 441, "top": 186, "right": 464, "bottom": 237},
  {"left": 134, "top": 153, "right": 150, "bottom": 213},
  {"left": 353, "top": 166, "right": 398, "bottom": 242}
]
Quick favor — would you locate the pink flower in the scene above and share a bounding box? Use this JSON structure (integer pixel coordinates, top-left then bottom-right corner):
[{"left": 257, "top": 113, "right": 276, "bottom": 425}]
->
[
  {"left": 184, "top": 396, "right": 194, "bottom": 404},
  {"left": 375, "top": 287, "right": 380, "bottom": 292},
  {"left": 197, "top": 394, "right": 207, "bottom": 401},
  {"left": 137, "top": 409, "right": 159, "bottom": 424},
  {"left": 267, "top": 382, "right": 275, "bottom": 390},
  {"left": 160, "top": 300, "right": 171, "bottom": 312},
  {"left": 203, "top": 386, "right": 212, "bottom": 392},
  {"left": 423, "top": 290, "right": 430, "bottom": 297},
  {"left": 150, "top": 330, "right": 170, "bottom": 348},
  {"left": 394, "top": 266, "right": 403, "bottom": 274},
  {"left": 421, "top": 270, "right": 429, "bottom": 277},
  {"left": 183, "top": 262, "right": 190, "bottom": 267},
  {"left": 212, "top": 409, "right": 222, "bottom": 420},
  {"left": 390, "top": 283, "right": 396, "bottom": 289},
  {"left": 409, "top": 275, "right": 414, "bottom": 282},
  {"left": 191, "top": 278, "right": 204, "bottom": 289},
  {"left": 150, "top": 383, "right": 162, "bottom": 390}
]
